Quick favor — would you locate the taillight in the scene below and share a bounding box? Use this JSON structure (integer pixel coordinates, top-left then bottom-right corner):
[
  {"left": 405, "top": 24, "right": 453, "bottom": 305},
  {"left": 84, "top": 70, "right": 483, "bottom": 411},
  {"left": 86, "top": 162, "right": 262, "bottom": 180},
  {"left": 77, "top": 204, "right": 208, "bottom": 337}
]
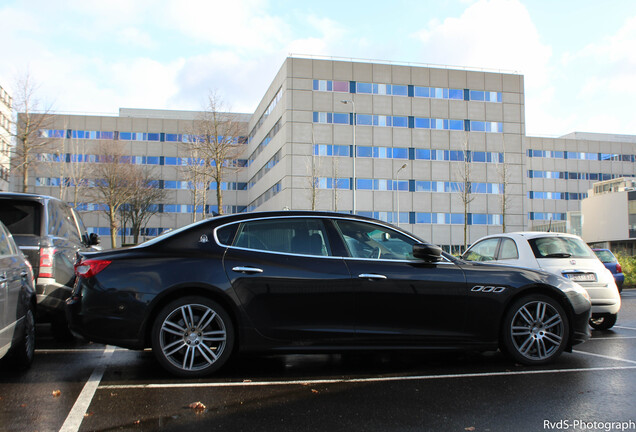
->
[
  {"left": 39, "top": 247, "right": 55, "bottom": 278},
  {"left": 74, "top": 259, "right": 111, "bottom": 278},
  {"left": 616, "top": 263, "right": 622, "bottom": 273}
]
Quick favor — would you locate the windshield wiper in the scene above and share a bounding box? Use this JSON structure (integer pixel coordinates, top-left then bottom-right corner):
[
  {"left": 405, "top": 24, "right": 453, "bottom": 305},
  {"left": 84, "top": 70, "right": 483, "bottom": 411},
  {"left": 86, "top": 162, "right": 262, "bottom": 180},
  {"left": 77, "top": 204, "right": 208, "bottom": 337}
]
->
[{"left": 543, "top": 253, "right": 572, "bottom": 258}]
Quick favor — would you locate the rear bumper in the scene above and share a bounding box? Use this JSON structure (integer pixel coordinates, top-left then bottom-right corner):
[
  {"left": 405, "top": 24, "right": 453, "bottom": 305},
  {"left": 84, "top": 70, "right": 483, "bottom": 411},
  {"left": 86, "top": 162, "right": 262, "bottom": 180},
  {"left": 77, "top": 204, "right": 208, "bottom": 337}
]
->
[{"left": 36, "top": 278, "right": 72, "bottom": 319}]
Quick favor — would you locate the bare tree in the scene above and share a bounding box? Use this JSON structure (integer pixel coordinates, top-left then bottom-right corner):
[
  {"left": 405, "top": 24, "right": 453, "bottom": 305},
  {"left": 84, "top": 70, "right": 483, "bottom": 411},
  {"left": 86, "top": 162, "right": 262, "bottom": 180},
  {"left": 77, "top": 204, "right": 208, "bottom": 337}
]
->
[
  {"left": 307, "top": 126, "right": 320, "bottom": 210},
  {"left": 497, "top": 136, "right": 511, "bottom": 232},
  {"left": 11, "top": 72, "right": 54, "bottom": 193},
  {"left": 91, "top": 141, "right": 136, "bottom": 249},
  {"left": 455, "top": 134, "right": 474, "bottom": 251},
  {"left": 184, "top": 91, "right": 245, "bottom": 216},
  {"left": 182, "top": 140, "right": 211, "bottom": 222},
  {"left": 121, "top": 167, "right": 166, "bottom": 244}
]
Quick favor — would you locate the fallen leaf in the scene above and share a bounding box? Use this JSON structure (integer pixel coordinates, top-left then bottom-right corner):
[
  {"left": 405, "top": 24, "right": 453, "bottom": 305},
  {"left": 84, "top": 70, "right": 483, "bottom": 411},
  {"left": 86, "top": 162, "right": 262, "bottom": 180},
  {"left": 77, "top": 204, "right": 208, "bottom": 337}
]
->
[
  {"left": 84, "top": 412, "right": 93, "bottom": 418},
  {"left": 311, "top": 389, "right": 319, "bottom": 394},
  {"left": 465, "top": 427, "right": 476, "bottom": 431},
  {"left": 52, "top": 390, "right": 61, "bottom": 397},
  {"left": 134, "top": 420, "right": 140, "bottom": 425},
  {"left": 189, "top": 401, "right": 206, "bottom": 413},
  {"left": 243, "top": 379, "right": 252, "bottom": 383},
  {"left": 20, "top": 404, "right": 27, "bottom": 408}
]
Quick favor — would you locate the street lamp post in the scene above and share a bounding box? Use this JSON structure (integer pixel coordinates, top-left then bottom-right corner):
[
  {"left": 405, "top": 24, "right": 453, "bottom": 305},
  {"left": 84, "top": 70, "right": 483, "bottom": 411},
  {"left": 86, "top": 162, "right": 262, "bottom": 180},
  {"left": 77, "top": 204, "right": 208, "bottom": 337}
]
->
[
  {"left": 394, "top": 163, "right": 407, "bottom": 226},
  {"left": 340, "top": 99, "right": 356, "bottom": 214}
]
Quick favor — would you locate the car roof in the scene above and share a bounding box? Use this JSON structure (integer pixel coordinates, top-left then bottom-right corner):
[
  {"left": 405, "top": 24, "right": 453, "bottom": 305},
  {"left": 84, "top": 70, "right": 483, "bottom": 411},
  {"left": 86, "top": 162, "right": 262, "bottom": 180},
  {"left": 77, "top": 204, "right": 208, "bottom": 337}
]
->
[
  {"left": 475, "top": 231, "right": 583, "bottom": 241},
  {"left": 0, "top": 192, "right": 58, "bottom": 203}
]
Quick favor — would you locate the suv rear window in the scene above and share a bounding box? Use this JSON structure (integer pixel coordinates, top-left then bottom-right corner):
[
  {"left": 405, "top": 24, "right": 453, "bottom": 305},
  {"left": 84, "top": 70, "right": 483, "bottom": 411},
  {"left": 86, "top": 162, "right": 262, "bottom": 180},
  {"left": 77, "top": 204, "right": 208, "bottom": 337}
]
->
[
  {"left": 0, "top": 201, "right": 42, "bottom": 235},
  {"left": 529, "top": 236, "right": 594, "bottom": 259}
]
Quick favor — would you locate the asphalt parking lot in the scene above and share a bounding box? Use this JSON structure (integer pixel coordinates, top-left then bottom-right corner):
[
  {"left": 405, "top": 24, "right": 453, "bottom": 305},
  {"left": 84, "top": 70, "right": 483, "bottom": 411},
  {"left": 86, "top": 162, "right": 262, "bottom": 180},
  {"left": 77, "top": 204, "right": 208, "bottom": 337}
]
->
[{"left": 1, "top": 291, "right": 635, "bottom": 432}]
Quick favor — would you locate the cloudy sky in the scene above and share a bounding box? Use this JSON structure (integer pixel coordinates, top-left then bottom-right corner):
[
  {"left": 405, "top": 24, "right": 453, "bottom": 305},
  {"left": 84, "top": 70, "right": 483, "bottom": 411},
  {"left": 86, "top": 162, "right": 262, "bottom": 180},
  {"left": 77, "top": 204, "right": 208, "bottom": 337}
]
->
[{"left": 1, "top": 0, "right": 635, "bottom": 137}]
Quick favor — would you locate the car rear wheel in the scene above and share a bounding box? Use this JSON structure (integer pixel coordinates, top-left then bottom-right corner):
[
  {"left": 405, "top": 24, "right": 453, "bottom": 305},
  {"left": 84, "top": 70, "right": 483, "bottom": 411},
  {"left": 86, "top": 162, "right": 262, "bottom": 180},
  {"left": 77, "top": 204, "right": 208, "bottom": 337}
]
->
[
  {"left": 502, "top": 295, "right": 569, "bottom": 365},
  {"left": 7, "top": 306, "right": 36, "bottom": 369},
  {"left": 151, "top": 296, "right": 234, "bottom": 377},
  {"left": 589, "top": 313, "right": 617, "bottom": 330}
]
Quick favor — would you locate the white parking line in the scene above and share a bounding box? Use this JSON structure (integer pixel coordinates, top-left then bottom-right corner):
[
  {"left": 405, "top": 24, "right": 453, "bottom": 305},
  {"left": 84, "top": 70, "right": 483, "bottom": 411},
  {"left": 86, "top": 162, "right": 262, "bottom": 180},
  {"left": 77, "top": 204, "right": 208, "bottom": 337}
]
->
[
  {"left": 573, "top": 349, "right": 636, "bottom": 365},
  {"left": 35, "top": 348, "right": 112, "bottom": 354},
  {"left": 614, "top": 325, "right": 636, "bottom": 331},
  {"left": 588, "top": 336, "right": 636, "bottom": 340},
  {"left": 59, "top": 346, "right": 115, "bottom": 432},
  {"left": 99, "top": 365, "right": 636, "bottom": 390}
]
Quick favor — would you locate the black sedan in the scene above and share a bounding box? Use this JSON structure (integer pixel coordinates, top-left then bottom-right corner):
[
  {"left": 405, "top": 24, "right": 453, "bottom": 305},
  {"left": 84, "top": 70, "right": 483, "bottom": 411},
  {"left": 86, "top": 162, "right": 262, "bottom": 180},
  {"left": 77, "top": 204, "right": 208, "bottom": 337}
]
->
[{"left": 66, "top": 212, "right": 591, "bottom": 377}]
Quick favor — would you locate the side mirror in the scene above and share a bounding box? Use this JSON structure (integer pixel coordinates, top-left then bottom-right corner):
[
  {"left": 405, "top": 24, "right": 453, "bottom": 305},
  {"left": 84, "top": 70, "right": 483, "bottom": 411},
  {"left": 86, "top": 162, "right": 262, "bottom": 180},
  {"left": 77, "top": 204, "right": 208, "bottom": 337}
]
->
[
  {"left": 89, "top": 233, "right": 100, "bottom": 246},
  {"left": 413, "top": 243, "right": 443, "bottom": 262}
]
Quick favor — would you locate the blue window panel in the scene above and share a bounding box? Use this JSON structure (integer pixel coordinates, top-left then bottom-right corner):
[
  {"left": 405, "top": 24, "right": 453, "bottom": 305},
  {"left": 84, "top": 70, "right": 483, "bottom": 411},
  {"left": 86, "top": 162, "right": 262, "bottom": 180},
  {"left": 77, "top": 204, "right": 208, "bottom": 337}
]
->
[
  {"left": 147, "top": 133, "right": 160, "bottom": 141},
  {"left": 464, "top": 89, "right": 470, "bottom": 101},
  {"left": 357, "top": 147, "right": 373, "bottom": 157},
  {"left": 396, "top": 181, "right": 409, "bottom": 191},
  {"left": 349, "top": 81, "right": 356, "bottom": 93},
  {"left": 163, "top": 204, "right": 177, "bottom": 213},
  {"left": 337, "top": 178, "right": 351, "bottom": 189},
  {"left": 432, "top": 88, "right": 445, "bottom": 99},
  {"left": 357, "top": 82, "right": 373, "bottom": 94},
  {"left": 450, "top": 213, "right": 464, "bottom": 224},
  {"left": 472, "top": 152, "right": 486, "bottom": 162},
  {"left": 449, "top": 151, "right": 464, "bottom": 161},
  {"left": 392, "top": 85, "right": 408, "bottom": 96},
  {"left": 408, "top": 148, "right": 415, "bottom": 160},
  {"left": 313, "top": 112, "right": 319, "bottom": 123},
  {"left": 415, "top": 149, "right": 431, "bottom": 160},
  {"left": 408, "top": 85, "right": 414, "bottom": 97},
  {"left": 120, "top": 132, "right": 132, "bottom": 140},
  {"left": 432, "top": 119, "right": 444, "bottom": 130},
  {"left": 472, "top": 183, "right": 487, "bottom": 193},
  {"left": 374, "top": 115, "right": 391, "bottom": 127},
  {"left": 470, "top": 90, "right": 485, "bottom": 101},
  {"left": 414, "top": 117, "right": 430, "bottom": 129},
  {"left": 373, "top": 84, "right": 391, "bottom": 95},
  {"left": 313, "top": 80, "right": 319, "bottom": 91},
  {"left": 449, "top": 89, "right": 463, "bottom": 100},
  {"left": 164, "top": 157, "right": 178, "bottom": 166},
  {"left": 357, "top": 179, "right": 373, "bottom": 190},
  {"left": 160, "top": 133, "right": 165, "bottom": 142},
  {"left": 333, "top": 113, "right": 349, "bottom": 124},
  {"left": 416, "top": 213, "right": 432, "bottom": 224},
  {"left": 392, "top": 117, "right": 408, "bottom": 128},
  {"left": 464, "top": 119, "right": 470, "bottom": 131},
  {"left": 449, "top": 119, "right": 463, "bottom": 130},
  {"left": 393, "top": 148, "right": 408, "bottom": 159},
  {"left": 357, "top": 114, "right": 373, "bottom": 126},
  {"left": 334, "top": 145, "right": 350, "bottom": 157},
  {"left": 471, "top": 121, "right": 486, "bottom": 132},
  {"left": 414, "top": 87, "right": 430, "bottom": 98}
]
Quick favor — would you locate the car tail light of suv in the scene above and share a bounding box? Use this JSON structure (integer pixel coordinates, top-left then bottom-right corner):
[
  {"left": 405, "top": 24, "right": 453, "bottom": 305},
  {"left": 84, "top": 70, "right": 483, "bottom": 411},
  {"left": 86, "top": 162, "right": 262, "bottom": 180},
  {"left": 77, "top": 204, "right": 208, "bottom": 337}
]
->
[
  {"left": 39, "top": 247, "right": 56, "bottom": 278},
  {"left": 74, "top": 259, "right": 111, "bottom": 278}
]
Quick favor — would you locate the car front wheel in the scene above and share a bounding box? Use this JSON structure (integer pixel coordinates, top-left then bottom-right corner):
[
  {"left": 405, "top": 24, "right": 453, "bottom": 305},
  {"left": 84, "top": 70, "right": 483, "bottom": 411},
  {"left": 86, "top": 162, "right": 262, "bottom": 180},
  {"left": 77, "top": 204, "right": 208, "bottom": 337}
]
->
[
  {"left": 589, "top": 313, "right": 617, "bottom": 330},
  {"left": 502, "top": 295, "right": 569, "bottom": 365},
  {"left": 151, "top": 296, "right": 234, "bottom": 377}
]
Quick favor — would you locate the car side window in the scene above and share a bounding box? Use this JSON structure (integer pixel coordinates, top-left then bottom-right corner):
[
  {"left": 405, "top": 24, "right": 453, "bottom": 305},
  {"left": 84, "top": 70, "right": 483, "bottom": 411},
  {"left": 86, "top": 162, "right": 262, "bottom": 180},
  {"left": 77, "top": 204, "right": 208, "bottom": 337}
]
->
[
  {"left": 464, "top": 238, "right": 499, "bottom": 261},
  {"left": 232, "top": 218, "right": 331, "bottom": 256},
  {"left": 0, "top": 224, "right": 14, "bottom": 256},
  {"left": 499, "top": 238, "right": 519, "bottom": 260},
  {"left": 334, "top": 219, "right": 417, "bottom": 260}
]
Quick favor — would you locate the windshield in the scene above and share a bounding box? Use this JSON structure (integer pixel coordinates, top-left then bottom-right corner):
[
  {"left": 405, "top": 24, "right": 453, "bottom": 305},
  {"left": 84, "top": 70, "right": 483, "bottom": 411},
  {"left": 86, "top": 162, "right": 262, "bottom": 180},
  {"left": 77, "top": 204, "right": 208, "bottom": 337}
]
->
[{"left": 528, "top": 236, "right": 595, "bottom": 259}]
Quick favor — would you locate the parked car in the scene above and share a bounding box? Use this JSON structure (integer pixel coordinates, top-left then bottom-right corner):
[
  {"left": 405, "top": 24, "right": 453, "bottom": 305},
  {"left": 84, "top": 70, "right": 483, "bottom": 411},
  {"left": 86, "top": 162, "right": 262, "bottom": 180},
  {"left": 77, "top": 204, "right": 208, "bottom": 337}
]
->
[
  {"left": 67, "top": 212, "right": 591, "bottom": 377},
  {"left": 0, "top": 220, "right": 36, "bottom": 370},
  {"left": 593, "top": 249, "right": 624, "bottom": 293},
  {"left": 462, "top": 232, "right": 621, "bottom": 330},
  {"left": 0, "top": 193, "right": 99, "bottom": 339}
]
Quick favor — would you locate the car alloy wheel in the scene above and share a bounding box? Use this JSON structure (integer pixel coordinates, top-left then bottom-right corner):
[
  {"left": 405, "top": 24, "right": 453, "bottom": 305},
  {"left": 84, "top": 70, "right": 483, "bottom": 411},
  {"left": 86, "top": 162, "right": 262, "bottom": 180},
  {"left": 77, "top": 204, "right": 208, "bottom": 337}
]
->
[
  {"left": 151, "top": 296, "right": 234, "bottom": 377},
  {"left": 503, "top": 295, "right": 569, "bottom": 365}
]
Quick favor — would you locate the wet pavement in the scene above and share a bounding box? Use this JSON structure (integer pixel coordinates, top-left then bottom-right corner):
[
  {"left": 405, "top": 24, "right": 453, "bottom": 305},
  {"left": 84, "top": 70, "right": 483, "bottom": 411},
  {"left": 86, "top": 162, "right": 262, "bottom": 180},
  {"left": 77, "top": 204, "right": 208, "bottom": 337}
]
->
[{"left": 1, "top": 290, "right": 635, "bottom": 432}]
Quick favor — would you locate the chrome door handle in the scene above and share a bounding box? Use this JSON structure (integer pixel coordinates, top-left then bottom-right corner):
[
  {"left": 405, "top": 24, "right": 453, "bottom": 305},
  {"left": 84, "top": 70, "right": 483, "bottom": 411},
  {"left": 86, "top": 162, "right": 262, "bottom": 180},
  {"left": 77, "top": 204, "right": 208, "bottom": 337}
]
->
[
  {"left": 358, "top": 273, "right": 387, "bottom": 280},
  {"left": 232, "top": 266, "right": 264, "bottom": 274}
]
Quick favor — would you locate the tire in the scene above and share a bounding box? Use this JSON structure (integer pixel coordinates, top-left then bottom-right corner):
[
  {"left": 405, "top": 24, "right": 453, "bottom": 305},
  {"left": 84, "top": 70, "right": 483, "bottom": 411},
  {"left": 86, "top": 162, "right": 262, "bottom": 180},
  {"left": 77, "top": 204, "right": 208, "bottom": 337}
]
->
[
  {"left": 589, "top": 313, "right": 617, "bottom": 330},
  {"left": 7, "top": 306, "right": 36, "bottom": 370},
  {"left": 502, "top": 294, "right": 569, "bottom": 365},
  {"left": 151, "top": 296, "right": 235, "bottom": 377}
]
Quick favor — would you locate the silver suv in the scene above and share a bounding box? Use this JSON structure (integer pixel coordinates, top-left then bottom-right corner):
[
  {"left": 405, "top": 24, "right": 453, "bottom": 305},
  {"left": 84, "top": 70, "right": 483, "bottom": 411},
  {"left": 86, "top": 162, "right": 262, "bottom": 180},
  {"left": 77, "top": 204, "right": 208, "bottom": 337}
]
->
[{"left": 0, "top": 193, "right": 98, "bottom": 339}]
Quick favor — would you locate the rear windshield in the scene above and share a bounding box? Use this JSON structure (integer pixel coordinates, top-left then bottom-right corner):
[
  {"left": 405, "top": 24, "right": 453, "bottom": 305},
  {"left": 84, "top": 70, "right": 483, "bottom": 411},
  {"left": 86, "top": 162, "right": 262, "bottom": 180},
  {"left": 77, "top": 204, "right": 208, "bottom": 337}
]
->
[
  {"left": 594, "top": 250, "right": 617, "bottom": 263},
  {"left": 0, "top": 201, "right": 42, "bottom": 235},
  {"left": 528, "top": 236, "right": 594, "bottom": 259}
]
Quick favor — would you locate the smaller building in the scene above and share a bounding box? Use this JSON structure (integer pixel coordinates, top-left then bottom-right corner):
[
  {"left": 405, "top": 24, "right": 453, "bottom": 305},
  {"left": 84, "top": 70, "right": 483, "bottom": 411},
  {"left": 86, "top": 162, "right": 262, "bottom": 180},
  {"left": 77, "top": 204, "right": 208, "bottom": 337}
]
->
[{"left": 581, "top": 177, "right": 636, "bottom": 254}]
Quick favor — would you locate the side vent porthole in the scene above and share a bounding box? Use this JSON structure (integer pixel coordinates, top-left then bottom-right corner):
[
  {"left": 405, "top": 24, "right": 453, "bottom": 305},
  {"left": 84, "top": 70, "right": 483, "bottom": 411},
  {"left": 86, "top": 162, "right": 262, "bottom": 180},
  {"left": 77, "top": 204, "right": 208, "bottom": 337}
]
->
[{"left": 471, "top": 285, "right": 506, "bottom": 294}]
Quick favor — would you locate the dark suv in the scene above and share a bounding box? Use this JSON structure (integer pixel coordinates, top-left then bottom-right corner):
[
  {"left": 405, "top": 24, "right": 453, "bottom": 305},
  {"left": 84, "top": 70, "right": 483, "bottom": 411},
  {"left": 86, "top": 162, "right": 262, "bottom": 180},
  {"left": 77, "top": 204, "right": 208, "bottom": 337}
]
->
[{"left": 0, "top": 193, "right": 99, "bottom": 338}]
